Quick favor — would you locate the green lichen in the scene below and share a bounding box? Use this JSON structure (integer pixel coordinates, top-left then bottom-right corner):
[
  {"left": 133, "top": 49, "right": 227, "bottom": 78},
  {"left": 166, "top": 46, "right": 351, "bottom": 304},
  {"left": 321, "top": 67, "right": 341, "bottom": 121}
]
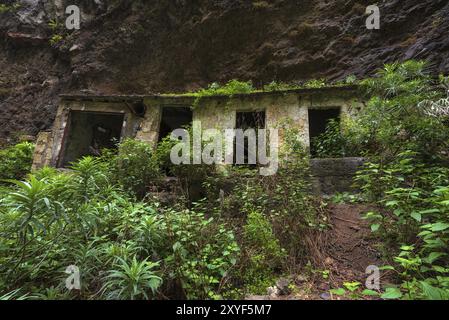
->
[{"left": 0, "top": 2, "right": 21, "bottom": 13}]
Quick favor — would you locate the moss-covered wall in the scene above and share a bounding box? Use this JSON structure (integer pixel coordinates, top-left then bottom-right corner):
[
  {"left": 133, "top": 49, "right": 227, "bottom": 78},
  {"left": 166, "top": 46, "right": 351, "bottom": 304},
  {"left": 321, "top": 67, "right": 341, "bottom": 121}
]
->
[
  {"left": 194, "top": 90, "right": 363, "bottom": 149},
  {"left": 32, "top": 131, "right": 54, "bottom": 170},
  {"left": 33, "top": 99, "right": 141, "bottom": 168},
  {"left": 137, "top": 96, "right": 193, "bottom": 146},
  {"left": 32, "top": 87, "right": 364, "bottom": 170}
]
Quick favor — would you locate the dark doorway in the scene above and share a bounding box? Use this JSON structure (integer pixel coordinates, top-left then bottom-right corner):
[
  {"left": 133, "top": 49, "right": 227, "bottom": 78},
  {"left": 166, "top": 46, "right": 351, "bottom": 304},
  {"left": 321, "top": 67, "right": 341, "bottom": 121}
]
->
[
  {"left": 308, "top": 108, "right": 341, "bottom": 156},
  {"left": 158, "top": 106, "right": 193, "bottom": 142},
  {"left": 60, "top": 111, "right": 124, "bottom": 167},
  {"left": 234, "top": 111, "right": 266, "bottom": 166}
]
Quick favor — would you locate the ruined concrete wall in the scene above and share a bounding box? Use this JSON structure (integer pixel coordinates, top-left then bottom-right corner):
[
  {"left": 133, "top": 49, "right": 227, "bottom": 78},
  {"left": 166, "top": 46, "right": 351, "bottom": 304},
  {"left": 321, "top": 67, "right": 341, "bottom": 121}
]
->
[
  {"left": 194, "top": 90, "right": 363, "bottom": 150},
  {"left": 136, "top": 98, "right": 162, "bottom": 146},
  {"left": 310, "top": 157, "right": 365, "bottom": 195},
  {"left": 32, "top": 88, "right": 363, "bottom": 170},
  {"left": 45, "top": 100, "right": 141, "bottom": 167},
  {"left": 137, "top": 97, "right": 195, "bottom": 147},
  {"left": 31, "top": 131, "right": 54, "bottom": 170},
  {"left": 194, "top": 94, "right": 307, "bottom": 152}
]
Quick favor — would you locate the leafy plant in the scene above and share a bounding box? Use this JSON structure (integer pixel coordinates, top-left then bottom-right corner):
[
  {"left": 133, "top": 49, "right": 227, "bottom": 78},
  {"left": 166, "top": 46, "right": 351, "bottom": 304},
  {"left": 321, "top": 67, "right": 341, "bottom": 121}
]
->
[
  {"left": 111, "top": 139, "right": 160, "bottom": 198},
  {"left": 49, "top": 34, "right": 63, "bottom": 46},
  {"left": 354, "top": 60, "right": 449, "bottom": 159},
  {"left": 352, "top": 61, "right": 449, "bottom": 300},
  {"left": 312, "top": 119, "right": 344, "bottom": 158},
  {"left": 69, "top": 156, "right": 109, "bottom": 201},
  {"left": 304, "top": 79, "right": 326, "bottom": 88},
  {"left": 0, "top": 2, "right": 21, "bottom": 13},
  {"left": 0, "top": 142, "right": 34, "bottom": 181},
  {"left": 242, "top": 211, "right": 286, "bottom": 294},
  {"left": 161, "top": 208, "right": 240, "bottom": 299},
  {"left": 0, "top": 289, "right": 30, "bottom": 300},
  {"left": 263, "top": 81, "right": 300, "bottom": 92},
  {"left": 102, "top": 256, "right": 162, "bottom": 300},
  {"left": 191, "top": 80, "right": 254, "bottom": 108},
  {"left": 330, "top": 282, "right": 380, "bottom": 300}
]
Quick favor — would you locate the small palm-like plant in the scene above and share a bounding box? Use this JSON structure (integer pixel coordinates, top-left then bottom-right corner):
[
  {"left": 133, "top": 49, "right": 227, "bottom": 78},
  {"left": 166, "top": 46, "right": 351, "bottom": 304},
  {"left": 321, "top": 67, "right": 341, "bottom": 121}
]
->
[
  {"left": 101, "top": 256, "right": 162, "bottom": 300},
  {"left": 0, "top": 289, "right": 30, "bottom": 300},
  {"left": 4, "top": 176, "right": 62, "bottom": 243},
  {"left": 70, "top": 157, "right": 109, "bottom": 201},
  {"left": 0, "top": 176, "right": 65, "bottom": 282}
]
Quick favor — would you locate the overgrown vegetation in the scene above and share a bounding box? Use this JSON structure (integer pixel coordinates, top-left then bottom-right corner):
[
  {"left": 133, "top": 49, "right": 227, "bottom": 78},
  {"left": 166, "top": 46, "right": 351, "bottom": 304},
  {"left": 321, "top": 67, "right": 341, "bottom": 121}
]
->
[
  {"left": 48, "top": 19, "right": 65, "bottom": 46},
  {"left": 348, "top": 61, "right": 449, "bottom": 299},
  {"left": 0, "top": 125, "right": 322, "bottom": 300},
  {"left": 1, "top": 60, "right": 449, "bottom": 300},
  {"left": 189, "top": 80, "right": 255, "bottom": 108},
  {"left": 172, "top": 77, "right": 356, "bottom": 109},
  {"left": 0, "top": 142, "right": 34, "bottom": 181},
  {"left": 0, "top": 2, "right": 21, "bottom": 14},
  {"left": 0, "top": 155, "right": 241, "bottom": 300}
]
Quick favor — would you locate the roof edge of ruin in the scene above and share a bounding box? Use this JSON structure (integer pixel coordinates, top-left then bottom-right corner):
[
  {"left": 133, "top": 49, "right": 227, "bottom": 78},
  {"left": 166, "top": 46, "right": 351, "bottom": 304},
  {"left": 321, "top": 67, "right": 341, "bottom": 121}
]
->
[{"left": 59, "top": 85, "right": 360, "bottom": 102}]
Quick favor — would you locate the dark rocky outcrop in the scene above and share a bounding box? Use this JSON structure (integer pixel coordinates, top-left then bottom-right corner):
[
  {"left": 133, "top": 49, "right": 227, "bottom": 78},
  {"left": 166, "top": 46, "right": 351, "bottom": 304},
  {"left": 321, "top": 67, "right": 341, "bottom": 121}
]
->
[{"left": 1, "top": 0, "right": 449, "bottom": 140}]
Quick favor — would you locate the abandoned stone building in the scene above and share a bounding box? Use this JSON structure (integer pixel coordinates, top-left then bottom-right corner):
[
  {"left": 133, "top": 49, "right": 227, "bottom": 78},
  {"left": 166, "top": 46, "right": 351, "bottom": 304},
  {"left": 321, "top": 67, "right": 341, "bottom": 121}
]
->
[{"left": 32, "top": 85, "right": 365, "bottom": 194}]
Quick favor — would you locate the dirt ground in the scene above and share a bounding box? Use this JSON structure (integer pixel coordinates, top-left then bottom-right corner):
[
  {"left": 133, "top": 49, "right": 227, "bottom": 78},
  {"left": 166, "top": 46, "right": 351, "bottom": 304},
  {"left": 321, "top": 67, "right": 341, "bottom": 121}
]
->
[
  {"left": 248, "top": 203, "right": 392, "bottom": 300},
  {"left": 324, "top": 203, "right": 384, "bottom": 284}
]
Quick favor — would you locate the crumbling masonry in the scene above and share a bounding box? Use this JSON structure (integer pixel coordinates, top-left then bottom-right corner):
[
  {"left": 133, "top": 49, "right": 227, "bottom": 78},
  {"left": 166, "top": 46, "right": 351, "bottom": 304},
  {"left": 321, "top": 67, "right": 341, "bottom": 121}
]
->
[{"left": 32, "top": 86, "right": 365, "bottom": 194}]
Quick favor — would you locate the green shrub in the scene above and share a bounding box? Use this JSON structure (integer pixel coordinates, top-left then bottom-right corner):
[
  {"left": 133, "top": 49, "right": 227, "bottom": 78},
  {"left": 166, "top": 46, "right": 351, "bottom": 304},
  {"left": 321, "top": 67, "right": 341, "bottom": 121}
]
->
[
  {"left": 311, "top": 119, "right": 346, "bottom": 158},
  {"left": 0, "top": 142, "right": 34, "bottom": 181},
  {"left": 0, "top": 3, "right": 21, "bottom": 13},
  {"left": 0, "top": 289, "right": 30, "bottom": 300},
  {"left": 358, "top": 152, "right": 430, "bottom": 247},
  {"left": 360, "top": 163, "right": 449, "bottom": 299},
  {"left": 0, "top": 151, "right": 242, "bottom": 300},
  {"left": 263, "top": 81, "right": 300, "bottom": 92},
  {"left": 304, "top": 78, "right": 327, "bottom": 88},
  {"left": 244, "top": 211, "right": 285, "bottom": 261},
  {"left": 353, "top": 60, "right": 449, "bottom": 159},
  {"left": 242, "top": 211, "right": 286, "bottom": 294},
  {"left": 311, "top": 116, "right": 364, "bottom": 158},
  {"left": 353, "top": 61, "right": 449, "bottom": 299},
  {"left": 0, "top": 175, "right": 66, "bottom": 290},
  {"left": 160, "top": 208, "right": 240, "bottom": 299},
  {"left": 155, "top": 130, "right": 213, "bottom": 201},
  {"left": 194, "top": 80, "right": 254, "bottom": 97},
  {"left": 111, "top": 139, "right": 160, "bottom": 198},
  {"left": 101, "top": 257, "right": 162, "bottom": 300},
  {"left": 69, "top": 156, "right": 110, "bottom": 201},
  {"left": 49, "top": 34, "right": 63, "bottom": 46},
  {"left": 192, "top": 80, "right": 254, "bottom": 108},
  {"left": 206, "top": 122, "right": 324, "bottom": 287}
]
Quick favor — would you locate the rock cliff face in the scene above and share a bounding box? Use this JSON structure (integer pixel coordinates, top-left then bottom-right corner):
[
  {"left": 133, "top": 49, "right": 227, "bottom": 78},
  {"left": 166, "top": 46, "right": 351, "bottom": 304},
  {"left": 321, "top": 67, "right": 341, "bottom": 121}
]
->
[{"left": 1, "top": 0, "right": 449, "bottom": 140}]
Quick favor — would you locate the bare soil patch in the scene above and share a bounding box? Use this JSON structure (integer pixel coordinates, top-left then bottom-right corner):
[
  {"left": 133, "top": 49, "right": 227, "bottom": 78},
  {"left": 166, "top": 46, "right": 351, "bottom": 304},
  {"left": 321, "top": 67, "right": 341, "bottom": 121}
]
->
[{"left": 248, "top": 203, "right": 390, "bottom": 300}]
